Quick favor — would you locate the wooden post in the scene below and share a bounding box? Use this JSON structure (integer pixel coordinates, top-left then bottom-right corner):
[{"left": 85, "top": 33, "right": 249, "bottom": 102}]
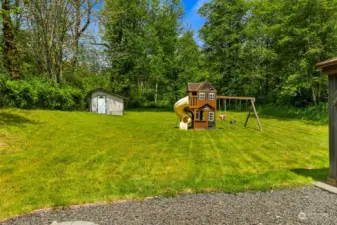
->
[
  {"left": 316, "top": 57, "right": 337, "bottom": 186},
  {"left": 251, "top": 100, "right": 262, "bottom": 132},
  {"left": 244, "top": 111, "right": 251, "bottom": 127},
  {"left": 244, "top": 100, "right": 262, "bottom": 132}
]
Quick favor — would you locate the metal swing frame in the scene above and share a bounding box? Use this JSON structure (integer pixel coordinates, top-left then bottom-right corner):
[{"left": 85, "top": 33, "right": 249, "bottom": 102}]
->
[{"left": 217, "top": 96, "right": 262, "bottom": 132}]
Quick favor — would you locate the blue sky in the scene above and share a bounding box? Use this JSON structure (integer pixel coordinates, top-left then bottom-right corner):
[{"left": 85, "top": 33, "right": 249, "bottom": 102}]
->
[
  {"left": 181, "top": 0, "right": 209, "bottom": 45},
  {"left": 90, "top": 0, "right": 209, "bottom": 46}
]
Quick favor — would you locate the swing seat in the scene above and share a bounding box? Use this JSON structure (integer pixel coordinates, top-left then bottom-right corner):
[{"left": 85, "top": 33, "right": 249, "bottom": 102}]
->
[{"left": 220, "top": 114, "right": 226, "bottom": 120}]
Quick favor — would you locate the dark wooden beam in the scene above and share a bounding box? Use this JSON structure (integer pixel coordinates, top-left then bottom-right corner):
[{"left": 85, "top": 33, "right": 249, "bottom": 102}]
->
[
  {"left": 316, "top": 57, "right": 337, "bottom": 70},
  {"left": 316, "top": 58, "right": 337, "bottom": 186},
  {"left": 217, "top": 96, "right": 256, "bottom": 102}
]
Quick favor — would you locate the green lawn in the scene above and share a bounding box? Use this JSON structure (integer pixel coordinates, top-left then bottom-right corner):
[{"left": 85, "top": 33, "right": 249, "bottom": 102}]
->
[{"left": 0, "top": 108, "right": 329, "bottom": 219}]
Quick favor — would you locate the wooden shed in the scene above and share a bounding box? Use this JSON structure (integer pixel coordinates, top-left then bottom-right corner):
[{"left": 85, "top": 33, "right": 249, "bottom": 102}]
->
[{"left": 87, "top": 88, "right": 128, "bottom": 115}]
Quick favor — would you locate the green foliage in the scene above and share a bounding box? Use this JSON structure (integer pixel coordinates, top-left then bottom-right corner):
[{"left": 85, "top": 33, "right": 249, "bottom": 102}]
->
[
  {"left": 0, "top": 75, "right": 84, "bottom": 110},
  {"left": 174, "top": 30, "right": 204, "bottom": 98},
  {"left": 259, "top": 103, "right": 328, "bottom": 124},
  {"left": 128, "top": 95, "right": 170, "bottom": 108},
  {"left": 80, "top": 74, "right": 112, "bottom": 93},
  {"left": 199, "top": 0, "right": 248, "bottom": 95},
  {"left": 102, "top": 0, "right": 201, "bottom": 106},
  {"left": 2, "top": 0, "right": 337, "bottom": 108},
  {"left": 199, "top": 0, "right": 337, "bottom": 106}
]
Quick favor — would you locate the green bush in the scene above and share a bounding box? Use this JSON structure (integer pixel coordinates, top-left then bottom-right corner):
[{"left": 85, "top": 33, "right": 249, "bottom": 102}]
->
[
  {"left": 259, "top": 103, "right": 328, "bottom": 123},
  {"left": 0, "top": 75, "right": 85, "bottom": 110},
  {"left": 128, "top": 97, "right": 171, "bottom": 108}
]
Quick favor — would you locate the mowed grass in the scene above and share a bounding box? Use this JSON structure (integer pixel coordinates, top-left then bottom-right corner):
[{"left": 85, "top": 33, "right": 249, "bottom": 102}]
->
[{"left": 0, "top": 108, "right": 329, "bottom": 219}]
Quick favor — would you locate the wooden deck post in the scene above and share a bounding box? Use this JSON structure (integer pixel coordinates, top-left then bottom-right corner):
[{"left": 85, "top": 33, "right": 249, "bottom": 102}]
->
[{"left": 317, "top": 57, "right": 337, "bottom": 186}]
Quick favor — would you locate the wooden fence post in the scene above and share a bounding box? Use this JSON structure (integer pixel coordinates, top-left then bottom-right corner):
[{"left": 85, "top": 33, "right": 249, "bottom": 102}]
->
[{"left": 317, "top": 57, "right": 337, "bottom": 186}]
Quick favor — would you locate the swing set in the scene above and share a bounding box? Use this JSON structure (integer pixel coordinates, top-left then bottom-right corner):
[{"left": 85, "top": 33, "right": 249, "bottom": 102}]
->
[{"left": 216, "top": 96, "right": 262, "bottom": 131}]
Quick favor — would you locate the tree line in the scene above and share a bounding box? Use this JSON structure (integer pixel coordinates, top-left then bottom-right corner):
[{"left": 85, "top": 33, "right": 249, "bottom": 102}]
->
[
  {"left": 199, "top": 0, "right": 337, "bottom": 106},
  {"left": 1, "top": 0, "right": 337, "bottom": 109}
]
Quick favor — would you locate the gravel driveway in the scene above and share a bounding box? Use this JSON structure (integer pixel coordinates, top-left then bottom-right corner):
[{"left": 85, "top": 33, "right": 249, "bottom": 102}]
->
[{"left": 1, "top": 187, "right": 337, "bottom": 225}]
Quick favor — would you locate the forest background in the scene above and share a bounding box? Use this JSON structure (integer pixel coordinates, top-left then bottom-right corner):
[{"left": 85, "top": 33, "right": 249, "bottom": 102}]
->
[{"left": 0, "top": 0, "right": 335, "bottom": 117}]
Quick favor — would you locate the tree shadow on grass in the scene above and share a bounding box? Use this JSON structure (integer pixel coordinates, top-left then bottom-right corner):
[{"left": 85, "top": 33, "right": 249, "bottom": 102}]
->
[
  {"left": 0, "top": 112, "right": 38, "bottom": 126},
  {"left": 290, "top": 168, "right": 329, "bottom": 181}
]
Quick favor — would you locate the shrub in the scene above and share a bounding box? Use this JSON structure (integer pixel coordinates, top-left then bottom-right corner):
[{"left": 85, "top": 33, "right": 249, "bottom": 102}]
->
[
  {"left": 259, "top": 103, "right": 328, "bottom": 124},
  {"left": 0, "top": 75, "right": 85, "bottom": 110}
]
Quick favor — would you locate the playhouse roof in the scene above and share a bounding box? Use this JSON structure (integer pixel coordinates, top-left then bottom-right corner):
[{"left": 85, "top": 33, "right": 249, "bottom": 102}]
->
[
  {"left": 187, "top": 81, "right": 216, "bottom": 92},
  {"left": 188, "top": 83, "right": 202, "bottom": 91},
  {"left": 198, "top": 104, "right": 215, "bottom": 110}
]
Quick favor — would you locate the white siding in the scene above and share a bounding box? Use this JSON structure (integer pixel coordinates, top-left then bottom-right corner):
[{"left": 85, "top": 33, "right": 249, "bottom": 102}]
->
[
  {"left": 90, "top": 91, "right": 124, "bottom": 115},
  {"left": 91, "top": 96, "right": 98, "bottom": 113},
  {"left": 107, "top": 95, "right": 124, "bottom": 115}
]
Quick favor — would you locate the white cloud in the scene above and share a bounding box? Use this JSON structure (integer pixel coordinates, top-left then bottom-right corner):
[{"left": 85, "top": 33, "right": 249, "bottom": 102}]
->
[
  {"left": 182, "top": 0, "right": 210, "bottom": 46},
  {"left": 195, "top": 0, "right": 209, "bottom": 9}
]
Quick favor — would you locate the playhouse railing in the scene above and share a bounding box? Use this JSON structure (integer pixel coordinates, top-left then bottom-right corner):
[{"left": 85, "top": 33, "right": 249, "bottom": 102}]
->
[{"left": 189, "top": 96, "right": 198, "bottom": 106}]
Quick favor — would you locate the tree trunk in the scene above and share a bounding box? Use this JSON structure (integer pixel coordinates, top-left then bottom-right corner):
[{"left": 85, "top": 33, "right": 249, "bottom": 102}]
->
[
  {"left": 312, "top": 86, "right": 317, "bottom": 105},
  {"left": 55, "top": 48, "right": 63, "bottom": 84},
  {"left": 154, "top": 77, "right": 158, "bottom": 106},
  {"left": 317, "top": 82, "right": 321, "bottom": 104},
  {"left": 2, "top": 0, "right": 20, "bottom": 79},
  {"left": 71, "top": 0, "right": 81, "bottom": 74},
  {"left": 45, "top": 46, "right": 53, "bottom": 80},
  {"left": 71, "top": 37, "right": 80, "bottom": 74},
  {"left": 71, "top": 0, "right": 93, "bottom": 74}
]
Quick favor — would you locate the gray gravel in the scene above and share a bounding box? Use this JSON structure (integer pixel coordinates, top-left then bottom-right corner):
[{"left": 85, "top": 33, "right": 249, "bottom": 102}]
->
[{"left": 2, "top": 187, "right": 337, "bottom": 225}]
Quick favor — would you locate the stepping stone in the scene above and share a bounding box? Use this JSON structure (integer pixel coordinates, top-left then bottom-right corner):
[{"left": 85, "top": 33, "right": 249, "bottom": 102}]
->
[{"left": 51, "top": 221, "right": 99, "bottom": 225}]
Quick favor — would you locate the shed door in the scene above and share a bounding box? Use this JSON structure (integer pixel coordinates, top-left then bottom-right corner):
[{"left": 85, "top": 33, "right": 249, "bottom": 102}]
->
[{"left": 97, "top": 96, "right": 106, "bottom": 114}]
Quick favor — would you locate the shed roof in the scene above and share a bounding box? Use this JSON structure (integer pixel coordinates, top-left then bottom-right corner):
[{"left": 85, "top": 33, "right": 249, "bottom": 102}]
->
[
  {"left": 187, "top": 81, "right": 216, "bottom": 92},
  {"left": 87, "top": 88, "right": 129, "bottom": 100}
]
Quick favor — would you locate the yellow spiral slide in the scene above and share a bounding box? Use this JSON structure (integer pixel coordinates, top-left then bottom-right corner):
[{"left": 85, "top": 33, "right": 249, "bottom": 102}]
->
[{"left": 174, "top": 96, "right": 191, "bottom": 130}]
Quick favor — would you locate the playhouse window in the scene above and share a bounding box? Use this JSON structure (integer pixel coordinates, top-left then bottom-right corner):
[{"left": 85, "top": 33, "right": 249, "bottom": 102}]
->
[
  {"left": 200, "top": 111, "right": 204, "bottom": 120},
  {"left": 209, "top": 112, "right": 214, "bottom": 121},
  {"left": 199, "top": 93, "right": 205, "bottom": 100},
  {"left": 208, "top": 93, "right": 216, "bottom": 100},
  {"left": 195, "top": 111, "right": 204, "bottom": 121}
]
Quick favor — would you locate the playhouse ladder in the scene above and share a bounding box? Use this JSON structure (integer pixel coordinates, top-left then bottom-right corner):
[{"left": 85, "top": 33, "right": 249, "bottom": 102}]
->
[{"left": 244, "top": 100, "right": 262, "bottom": 132}]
